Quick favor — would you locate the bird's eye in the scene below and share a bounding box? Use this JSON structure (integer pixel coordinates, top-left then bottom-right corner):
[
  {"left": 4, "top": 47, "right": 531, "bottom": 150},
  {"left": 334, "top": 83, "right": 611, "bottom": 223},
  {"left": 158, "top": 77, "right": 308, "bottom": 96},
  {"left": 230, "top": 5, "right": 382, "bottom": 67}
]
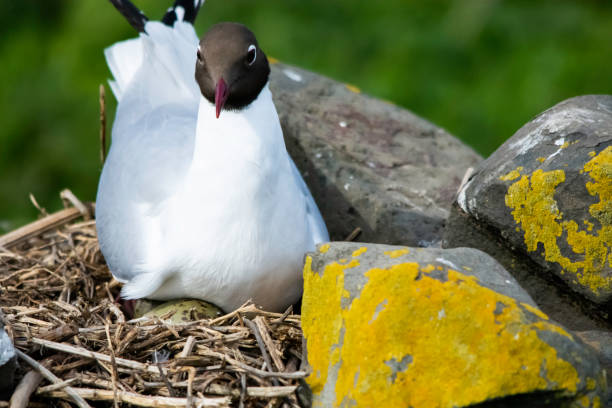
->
[
  {"left": 197, "top": 47, "right": 202, "bottom": 62},
  {"left": 246, "top": 44, "right": 256, "bottom": 66}
]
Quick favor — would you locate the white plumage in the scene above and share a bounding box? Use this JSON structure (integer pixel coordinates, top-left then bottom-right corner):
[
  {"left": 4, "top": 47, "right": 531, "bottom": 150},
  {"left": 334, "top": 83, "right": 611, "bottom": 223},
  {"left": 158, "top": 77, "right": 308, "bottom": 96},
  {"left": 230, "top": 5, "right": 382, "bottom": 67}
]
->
[{"left": 96, "top": 20, "right": 328, "bottom": 312}]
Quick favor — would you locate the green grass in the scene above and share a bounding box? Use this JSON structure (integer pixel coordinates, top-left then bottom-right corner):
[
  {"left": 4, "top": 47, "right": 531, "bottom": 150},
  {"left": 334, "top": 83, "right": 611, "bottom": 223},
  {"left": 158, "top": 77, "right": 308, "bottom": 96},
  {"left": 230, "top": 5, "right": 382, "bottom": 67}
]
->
[{"left": 1, "top": 1, "right": 611, "bottom": 231}]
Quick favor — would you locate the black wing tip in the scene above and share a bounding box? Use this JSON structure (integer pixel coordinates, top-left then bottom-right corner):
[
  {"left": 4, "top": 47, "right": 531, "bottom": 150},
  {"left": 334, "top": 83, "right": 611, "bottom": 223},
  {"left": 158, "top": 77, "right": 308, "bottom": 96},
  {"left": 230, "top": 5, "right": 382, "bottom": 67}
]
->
[
  {"left": 161, "top": 0, "right": 203, "bottom": 27},
  {"left": 108, "top": 0, "right": 203, "bottom": 32},
  {"left": 109, "top": 0, "right": 149, "bottom": 32}
]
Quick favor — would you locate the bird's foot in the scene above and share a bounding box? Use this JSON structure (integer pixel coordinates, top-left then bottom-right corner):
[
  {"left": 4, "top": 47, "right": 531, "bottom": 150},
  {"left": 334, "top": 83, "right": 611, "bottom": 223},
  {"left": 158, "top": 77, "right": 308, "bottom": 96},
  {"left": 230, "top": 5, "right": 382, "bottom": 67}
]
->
[{"left": 114, "top": 293, "right": 136, "bottom": 319}]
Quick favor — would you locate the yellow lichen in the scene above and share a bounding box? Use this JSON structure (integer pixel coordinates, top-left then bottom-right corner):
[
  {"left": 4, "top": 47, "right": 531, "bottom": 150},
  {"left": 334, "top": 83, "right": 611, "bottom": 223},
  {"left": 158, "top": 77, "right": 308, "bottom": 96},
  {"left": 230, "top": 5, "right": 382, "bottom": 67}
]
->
[
  {"left": 345, "top": 84, "right": 361, "bottom": 93},
  {"left": 531, "top": 321, "right": 574, "bottom": 340},
  {"left": 577, "top": 395, "right": 590, "bottom": 408},
  {"left": 421, "top": 264, "right": 435, "bottom": 273},
  {"left": 502, "top": 147, "right": 612, "bottom": 296},
  {"left": 383, "top": 248, "right": 410, "bottom": 258},
  {"left": 301, "top": 257, "right": 359, "bottom": 393},
  {"left": 499, "top": 166, "right": 524, "bottom": 181},
  {"left": 561, "top": 141, "right": 570, "bottom": 149},
  {"left": 586, "top": 378, "right": 597, "bottom": 391},
  {"left": 352, "top": 247, "right": 368, "bottom": 257},
  {"left": 538, "top": 157, "right": 546, "bottom": 163},
  {"left": 319, "top": 243, "right": 331, "bottom": 254},
  {"left": 303, "top": 259, "right": 581, "bottom": 407},
  {"left": 520, "top": 302, "right": 549, "bottom": 321}
]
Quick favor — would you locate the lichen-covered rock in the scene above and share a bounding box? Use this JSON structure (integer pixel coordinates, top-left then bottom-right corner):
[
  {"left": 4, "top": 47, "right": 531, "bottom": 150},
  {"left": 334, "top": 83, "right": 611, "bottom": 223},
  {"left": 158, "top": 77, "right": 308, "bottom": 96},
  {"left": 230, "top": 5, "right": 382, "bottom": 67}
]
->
[
  {"left": 444, "top": 95, "right": 612, "bottom": 310},
  {"left": 302, "top": 242, "right": 606, "bottom": 408},
  {"left": 0, "top": 326, "right": 16, "bottom": 397},
  {"left": 269, "top": 63, "right": 481, "bottom": 246}
]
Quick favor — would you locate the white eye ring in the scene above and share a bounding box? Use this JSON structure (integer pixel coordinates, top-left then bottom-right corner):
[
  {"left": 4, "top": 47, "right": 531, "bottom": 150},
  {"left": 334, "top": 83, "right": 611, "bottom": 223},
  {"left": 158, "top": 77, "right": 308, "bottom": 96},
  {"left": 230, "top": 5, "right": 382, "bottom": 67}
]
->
[{"left": 247, "top": 44, "right": 256, "bottom": 65}]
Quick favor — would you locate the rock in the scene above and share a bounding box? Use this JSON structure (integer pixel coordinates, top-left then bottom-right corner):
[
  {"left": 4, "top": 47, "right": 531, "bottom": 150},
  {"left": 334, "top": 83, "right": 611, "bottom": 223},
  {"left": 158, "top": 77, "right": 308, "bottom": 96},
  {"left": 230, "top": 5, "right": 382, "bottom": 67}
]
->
[
  {"left": 139, "top": 299, "right": 223, "bottom": 324},
  {"left": 443, "top": 206, "right": 611, "bottom": 333},
  {"left": 575, "top": 331, "right": 612, "bottom": 372},
  {"left": 269, "top": 63, "right": 481, "bottom": 246},
  {"left": 0, "top": 326, "right": 16, "bottom": 397},
  {"left": 574, "top": 330, "right": 612, "bottom": 402},
  {"left": 444, "top": 95, "right": 612, "bottom": 322},
  {"left": 302, "top": 242, "right": 606, "bottom": 408}
]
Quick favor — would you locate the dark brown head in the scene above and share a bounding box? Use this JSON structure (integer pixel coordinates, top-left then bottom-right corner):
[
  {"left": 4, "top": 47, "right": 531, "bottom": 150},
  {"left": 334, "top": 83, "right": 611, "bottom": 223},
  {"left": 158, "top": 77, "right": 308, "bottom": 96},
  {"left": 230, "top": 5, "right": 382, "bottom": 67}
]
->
[{"left": 195, "top": 22, "right": 270, "bottom": 118}]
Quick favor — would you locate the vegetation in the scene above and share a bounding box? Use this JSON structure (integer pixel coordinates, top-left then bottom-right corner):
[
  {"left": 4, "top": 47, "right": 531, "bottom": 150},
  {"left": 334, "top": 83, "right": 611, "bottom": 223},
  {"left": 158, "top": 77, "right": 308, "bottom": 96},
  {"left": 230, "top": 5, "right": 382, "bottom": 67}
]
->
[{"left": 1, "top": 1, "right": 611, "bottom": 230}]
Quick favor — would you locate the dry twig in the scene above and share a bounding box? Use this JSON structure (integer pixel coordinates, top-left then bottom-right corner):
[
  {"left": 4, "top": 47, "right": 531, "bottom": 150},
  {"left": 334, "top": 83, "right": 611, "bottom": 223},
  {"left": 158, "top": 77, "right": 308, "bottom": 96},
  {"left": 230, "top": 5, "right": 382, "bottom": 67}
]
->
[
  {"left": 37, "top": 388, "right": 229, "bottom": 407},
  {"left": 15, "top": 349, "right": 92, "bottom": 408},
  {"left": 9, "top": 369, "right": 43, "bottom": 408}
]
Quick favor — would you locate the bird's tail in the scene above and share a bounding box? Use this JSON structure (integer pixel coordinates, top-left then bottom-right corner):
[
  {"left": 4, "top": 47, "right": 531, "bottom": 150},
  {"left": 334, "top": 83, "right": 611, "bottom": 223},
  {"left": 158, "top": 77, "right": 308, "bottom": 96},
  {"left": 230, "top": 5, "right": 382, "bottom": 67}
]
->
[
  {"left": 161, "top": 0, "right": 205, "bottom": 26},
  {"left": 105, "top": 0, "right": 202, "bottom": 101},
  {"left": 108, "top": 0, "right": 204, "bottom": 32}
]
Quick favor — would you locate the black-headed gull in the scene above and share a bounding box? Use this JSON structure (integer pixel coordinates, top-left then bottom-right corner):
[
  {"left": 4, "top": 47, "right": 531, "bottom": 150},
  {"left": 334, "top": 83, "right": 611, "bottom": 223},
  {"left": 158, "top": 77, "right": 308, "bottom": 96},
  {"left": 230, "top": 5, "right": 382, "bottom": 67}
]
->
[{"left": 96, "top": 0, "right": 329, "bottom": 312}]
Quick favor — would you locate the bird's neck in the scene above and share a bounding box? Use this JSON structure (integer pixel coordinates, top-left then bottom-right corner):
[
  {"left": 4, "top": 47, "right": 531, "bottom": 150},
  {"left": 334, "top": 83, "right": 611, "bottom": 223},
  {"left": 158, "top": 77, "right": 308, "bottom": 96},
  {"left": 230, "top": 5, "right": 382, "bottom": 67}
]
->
[{"left": 191, "top": 83, "right": 285, "bottom": 169}]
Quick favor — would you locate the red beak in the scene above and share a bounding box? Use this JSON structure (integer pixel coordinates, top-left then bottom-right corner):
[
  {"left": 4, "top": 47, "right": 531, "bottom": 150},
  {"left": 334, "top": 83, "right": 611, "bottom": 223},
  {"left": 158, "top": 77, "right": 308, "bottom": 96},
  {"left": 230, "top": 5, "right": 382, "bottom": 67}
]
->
[{"left": 215, "top": 78, "right": 229, "bottom": 118}]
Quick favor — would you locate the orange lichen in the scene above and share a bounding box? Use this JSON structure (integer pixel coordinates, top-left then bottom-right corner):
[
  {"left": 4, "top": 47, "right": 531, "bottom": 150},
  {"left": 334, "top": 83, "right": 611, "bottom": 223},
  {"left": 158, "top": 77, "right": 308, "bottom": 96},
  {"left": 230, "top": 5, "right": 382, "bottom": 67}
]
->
[{"left": 302, "top": 257, "right": 583, "bottom": 407}]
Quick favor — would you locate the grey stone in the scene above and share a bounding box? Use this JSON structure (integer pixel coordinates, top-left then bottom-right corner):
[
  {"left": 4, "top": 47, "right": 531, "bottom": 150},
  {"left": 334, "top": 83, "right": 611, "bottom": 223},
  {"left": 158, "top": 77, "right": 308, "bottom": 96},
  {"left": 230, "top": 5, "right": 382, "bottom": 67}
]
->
[
  {"left": 269, "top": 63, "right": 481, "bottom": 246},
  {"left": 574, "top": 330, "right": 612, "bottom": 404},
  {"left": 0, "top": 326, "right": 16, "bottom": 397},
  {"left": 302, "top": 242, "right": 606, "bottom": 407},
  {"left": 575, "top": 330, "right": 612, "bottom": 371},
  {"left": 444, "top": 95, "right": 612, "bottom": 324}
]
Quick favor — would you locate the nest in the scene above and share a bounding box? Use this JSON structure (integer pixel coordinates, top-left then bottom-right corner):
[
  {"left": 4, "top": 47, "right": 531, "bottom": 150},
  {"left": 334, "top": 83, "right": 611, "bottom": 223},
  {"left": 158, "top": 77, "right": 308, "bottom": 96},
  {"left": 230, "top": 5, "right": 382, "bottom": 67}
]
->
[{"left": 0, "top": 191, "right": 308, "bottom": 408}]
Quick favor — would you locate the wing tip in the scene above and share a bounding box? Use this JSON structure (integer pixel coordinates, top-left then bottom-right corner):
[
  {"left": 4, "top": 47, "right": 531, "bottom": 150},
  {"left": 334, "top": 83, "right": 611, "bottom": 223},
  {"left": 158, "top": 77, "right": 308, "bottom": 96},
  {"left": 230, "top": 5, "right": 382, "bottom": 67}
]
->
[
  {"left": 161, "top": 0, "right": 204, "bottom": 26},
  {"left": 108, "top": 0, "right": 149, "bottom": 32},
  {"left": 119, "top": 270, "right": 166, "bottom": 300}
]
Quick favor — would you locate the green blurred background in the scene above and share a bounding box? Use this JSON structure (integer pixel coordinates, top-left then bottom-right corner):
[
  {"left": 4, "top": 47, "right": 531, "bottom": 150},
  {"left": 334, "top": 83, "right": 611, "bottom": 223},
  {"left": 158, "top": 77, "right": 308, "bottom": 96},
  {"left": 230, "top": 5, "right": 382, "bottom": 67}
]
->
[{"left": 1, "top": 1, "right": 611, "bottom": 232}]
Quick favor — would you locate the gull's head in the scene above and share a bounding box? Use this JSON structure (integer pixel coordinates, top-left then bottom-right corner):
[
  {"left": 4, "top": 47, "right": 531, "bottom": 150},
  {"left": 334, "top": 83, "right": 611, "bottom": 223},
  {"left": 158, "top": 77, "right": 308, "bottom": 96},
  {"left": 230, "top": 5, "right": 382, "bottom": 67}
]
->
[{"left": 195, "top": 22, "right": 270, "bottom": 118}]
